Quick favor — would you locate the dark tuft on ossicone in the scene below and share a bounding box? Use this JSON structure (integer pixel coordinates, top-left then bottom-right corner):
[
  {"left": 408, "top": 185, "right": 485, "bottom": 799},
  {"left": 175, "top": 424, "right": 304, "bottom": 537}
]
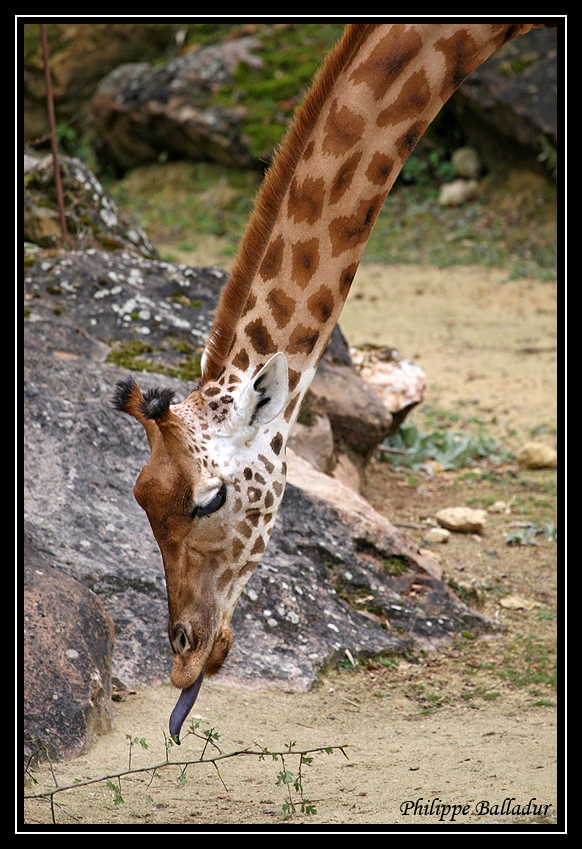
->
[
  {"left": 140, "top": 387, "right": 175, "bottom": 420},
  {"left": 112, "top": 376, "right": 137, "bottom": 412}
]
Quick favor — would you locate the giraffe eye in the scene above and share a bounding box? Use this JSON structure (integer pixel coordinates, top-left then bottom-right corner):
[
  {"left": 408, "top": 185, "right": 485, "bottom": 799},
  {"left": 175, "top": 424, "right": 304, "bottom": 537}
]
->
[{"left": 194, "top": 482, "right": 227, "bottom": 519}]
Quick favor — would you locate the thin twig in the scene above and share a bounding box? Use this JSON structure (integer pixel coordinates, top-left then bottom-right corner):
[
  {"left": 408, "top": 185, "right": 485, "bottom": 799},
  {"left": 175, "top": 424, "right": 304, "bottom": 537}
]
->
[
  {"left": 23, "top": 744, "right": 349, "bottom": 802},
  {"left": 39, "top": 24, "right": 67, "bottom": 243}
]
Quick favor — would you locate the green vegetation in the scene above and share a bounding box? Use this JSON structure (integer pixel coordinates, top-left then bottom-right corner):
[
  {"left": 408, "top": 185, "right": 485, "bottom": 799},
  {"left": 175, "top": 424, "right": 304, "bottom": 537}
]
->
[
  {"left": 208, "top": 24, "right": 344, "bottom": 160},
  {"left": 365, "top": 172, "right": 557, "bottom": 278},
  {"left": 378, "top": 421, "right": 513, "bottom": 472},
  {"left": 106, "top": 339, "right": 202, "bottom": 381}
]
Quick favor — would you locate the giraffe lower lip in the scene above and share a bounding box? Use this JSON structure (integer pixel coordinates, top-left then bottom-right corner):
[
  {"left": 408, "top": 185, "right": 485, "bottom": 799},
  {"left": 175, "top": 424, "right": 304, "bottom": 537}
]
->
[{"left": 169, "top": 670, "right": 205, "bottom": 744}]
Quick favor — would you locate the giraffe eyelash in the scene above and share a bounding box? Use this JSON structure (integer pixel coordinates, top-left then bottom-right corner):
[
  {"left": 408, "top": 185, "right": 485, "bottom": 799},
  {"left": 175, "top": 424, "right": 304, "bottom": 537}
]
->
[{"left": 189, "top": 482, "right": 228, "bottom": 520}]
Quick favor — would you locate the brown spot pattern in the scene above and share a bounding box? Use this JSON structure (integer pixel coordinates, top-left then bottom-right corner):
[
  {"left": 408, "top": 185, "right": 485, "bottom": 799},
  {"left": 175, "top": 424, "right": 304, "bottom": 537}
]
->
[
  {"left": 232, "top": 348, "right": 249, "bottom": 372},
  {"left": 396, "top": 120, "right": 429, "bottom": 158},
  {"left": 270, "top": 433, "right": 283, "bottom": 455},
  {"left": 376, "top": 68, "right": 431, "bottom": 127},
  {"left": 235, "top": 520, "right": 253, "bottom": 539},
  {"left": 287, "top": 174, "right": 325, "bottom": 225},
  {"left": 322, "top": 98, "right": 366, "bottom": 157},
  {"left": 349, "top": 27, "right": 423, "bottom": 100},
  {"left": 288, "top": 369, "right": 301, "bottom": 392},
  {"left": 259, "top": 234, "right": 285, "bottom": 281},
  {"left": 284, "top": 395, "right": 300, "bottom": 423},
  {"left": 329, "top": 151, "right": 363, "bottom": 205},
  {"left": 307, "top": 285, "right": 334, "bottom": 324},
  {"left": 250, "top": 536, "right": 266, "bottom": 556},
  {"left": 238, "top": 560, "right": 257, "bottom": 580},
  {"left": 366, "top": 151, "right": 394, "bottom": 186},
  {"left": 329, "top": 194, "right": 384, "bottom": 257},
  {"left": 241, "top": 292, "right": 257, "bottom": 316},
  {"left": 286, "top": 324, "right": 320, "bottom": 356},
  {"left": 267, "top": 287, "right": 296, "bottom": 329},
  {"left": 340, "top": 263, "right": 359, "bottom": 298},
  {"left": 217, "top": 568, "right": 234, "bottom": 593},
  {"left": 303, "top": 139, "right": 315, "bottom": 160},
  {"left": 291, "top": 238, "right": 320, "bottom": 289},
  {"left": 435, "top": 29, "right": 478, "bottom": 100},
  {"left": 258, "top": 454, "right": 275, "bottom": 474},
  {"left": 244, "top": 318, "right": 277, "bottom": 356}
]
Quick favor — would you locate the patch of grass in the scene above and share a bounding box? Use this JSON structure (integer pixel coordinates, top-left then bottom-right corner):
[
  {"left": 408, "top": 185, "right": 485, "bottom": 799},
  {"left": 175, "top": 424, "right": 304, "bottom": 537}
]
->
[
  {"left": 365, "top": 174, "right": 556, "bottom": 279},
  {"left": 107, "top": 340, "right": 155, "bottom": 372},
  {"left": 492, "top": 633, "right": 557, "bottom": 690},
  {"left": 108, "top": 160, "right": 261, "bottom": 254}
]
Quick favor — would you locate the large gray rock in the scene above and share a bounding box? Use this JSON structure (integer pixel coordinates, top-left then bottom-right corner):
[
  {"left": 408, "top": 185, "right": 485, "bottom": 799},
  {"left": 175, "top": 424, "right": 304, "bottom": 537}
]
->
[
  {"left": 91, "top": 38, "right": 262, "bottom": 171},
  {"left": 24, "top": 533, "right": 114, "bottom": 767},
  {"left": 451, "top": 26, "right": 557, "bottom": 176}
]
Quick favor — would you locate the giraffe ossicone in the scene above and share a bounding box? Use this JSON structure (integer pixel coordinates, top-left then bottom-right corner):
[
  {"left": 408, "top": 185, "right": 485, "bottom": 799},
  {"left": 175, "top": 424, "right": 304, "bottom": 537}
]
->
[{"left": 114, "top": 22, "right": 548, "bottom": 740}]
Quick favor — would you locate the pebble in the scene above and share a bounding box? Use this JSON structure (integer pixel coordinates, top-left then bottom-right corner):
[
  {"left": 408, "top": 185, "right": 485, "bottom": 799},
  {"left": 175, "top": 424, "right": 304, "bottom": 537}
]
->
[
  {"left": 451, "top": 146, "right": 481, "bottom": 178},
  {"left": 516, "top": 442, "right": 557, "bottom": 469},
  {"left": 426, "top": 527, "right": 450, "bottom": 544},
  {"left": 435, "top": 507, "right": 487, "bottom": 534},
  {"left": 438, "top": 178, "right": 479, "bottom": 207},
  {"left": 488, "top": 500, "right": 510, "bottom": 514}
]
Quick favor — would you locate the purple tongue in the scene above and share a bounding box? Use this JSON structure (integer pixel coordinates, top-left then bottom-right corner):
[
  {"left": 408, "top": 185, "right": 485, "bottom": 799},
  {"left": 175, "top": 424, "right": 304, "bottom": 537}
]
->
[{"left": 169, "top": 671, "right": 204, "bottom": 744}]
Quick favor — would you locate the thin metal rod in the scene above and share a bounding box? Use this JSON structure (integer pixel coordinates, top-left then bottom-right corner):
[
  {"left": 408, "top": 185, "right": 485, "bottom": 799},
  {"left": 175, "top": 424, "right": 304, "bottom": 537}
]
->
[{"left": 39, "top": 24, "right": 67, "bottom": 242}]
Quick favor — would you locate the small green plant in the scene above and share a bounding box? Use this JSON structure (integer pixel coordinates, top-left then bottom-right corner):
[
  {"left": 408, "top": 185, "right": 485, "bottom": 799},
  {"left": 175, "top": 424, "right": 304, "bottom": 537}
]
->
[
  {"left": 265, "top": 740, "right": 323, "bottom": 818},
  {"left": 505, "top": 522, "right": 557, "bottom": 546},
  {"left": 400, "top": 150, "right": 457, "bottom": 186},
  {"left": 379, "top": 422, "right": 512, "bottom": 471},
  {"left": 24, "top": 726, "right": 348, "bottom": 824}
]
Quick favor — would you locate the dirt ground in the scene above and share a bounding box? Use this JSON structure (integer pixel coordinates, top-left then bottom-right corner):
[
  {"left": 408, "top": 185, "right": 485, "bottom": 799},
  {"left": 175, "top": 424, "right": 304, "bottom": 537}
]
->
[{"left": 23, "top": 262, "right": 559, "bottom": 830}]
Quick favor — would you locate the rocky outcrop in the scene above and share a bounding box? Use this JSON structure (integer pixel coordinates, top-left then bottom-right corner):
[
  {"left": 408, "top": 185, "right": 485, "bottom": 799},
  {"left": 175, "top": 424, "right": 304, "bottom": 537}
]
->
[
  {"left": 91, "top": 37, "right": 262, "bottom": 171},
  {"left": 24, "top": 533, "right": 114, "bottom": 768},
  {"left": 24, "top": 154, "right": 158, "bottom": 257},
  {"left": 451, "top": 26, "right": 557, "bottom": 177},
  {"left": 23, "top": 23, "right": 179, "bottom": 142}
]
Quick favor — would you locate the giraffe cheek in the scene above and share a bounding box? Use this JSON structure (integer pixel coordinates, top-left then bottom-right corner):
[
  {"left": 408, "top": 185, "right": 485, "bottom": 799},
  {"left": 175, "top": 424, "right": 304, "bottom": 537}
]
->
[{"left": 205, "top": 627, "right": 234, "bottom": 677}]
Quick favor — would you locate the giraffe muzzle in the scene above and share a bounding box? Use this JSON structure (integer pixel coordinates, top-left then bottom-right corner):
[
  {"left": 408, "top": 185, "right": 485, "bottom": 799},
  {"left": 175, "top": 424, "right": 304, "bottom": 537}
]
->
[{"left": 169, "top": 668, "right": 205, "bottom": 744}]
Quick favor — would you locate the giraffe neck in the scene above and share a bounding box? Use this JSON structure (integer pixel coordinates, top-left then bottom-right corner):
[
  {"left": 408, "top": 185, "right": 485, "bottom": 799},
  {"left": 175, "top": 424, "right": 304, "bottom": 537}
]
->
[{"left": 202, "top": 23, "right": 537, "bottom": 428}]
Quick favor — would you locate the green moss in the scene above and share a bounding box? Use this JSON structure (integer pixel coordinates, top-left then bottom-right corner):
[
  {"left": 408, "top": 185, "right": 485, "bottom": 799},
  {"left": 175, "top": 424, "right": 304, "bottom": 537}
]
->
[
  {"left": 382, "top": 557, "right": 408, "bottom": 577},
  {"left": 213, "top": 23, "right": 344, "bottom": 160},
  {"left": 106, "top": 339, "right": 202, "bottom": 382},
  {"left": 107, "top": 340, "right": 155, "bottom": 372}
]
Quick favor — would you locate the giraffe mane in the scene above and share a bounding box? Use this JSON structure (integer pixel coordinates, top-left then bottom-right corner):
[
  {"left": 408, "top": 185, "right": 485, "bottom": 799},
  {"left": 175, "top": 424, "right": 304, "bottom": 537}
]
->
[{"left": 201, "top": 24, "right": 374, "bottom": 383}]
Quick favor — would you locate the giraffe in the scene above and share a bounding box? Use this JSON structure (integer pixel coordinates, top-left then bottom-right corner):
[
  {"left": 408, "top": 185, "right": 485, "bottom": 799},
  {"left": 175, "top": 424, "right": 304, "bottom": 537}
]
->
[{"left": 113, "top": 22, "right": 551, "bottom": 741}]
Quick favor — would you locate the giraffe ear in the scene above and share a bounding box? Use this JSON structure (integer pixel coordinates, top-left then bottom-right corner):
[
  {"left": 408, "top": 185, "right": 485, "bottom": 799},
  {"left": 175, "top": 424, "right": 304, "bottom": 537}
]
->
[{"left": 248, "top": 352, "right": 289, "bottom": 426}]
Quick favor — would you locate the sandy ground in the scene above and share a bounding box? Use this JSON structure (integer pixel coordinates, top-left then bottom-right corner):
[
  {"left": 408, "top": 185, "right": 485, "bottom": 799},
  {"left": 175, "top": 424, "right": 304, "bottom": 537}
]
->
[{"left": 23, "top": 263, "right": 559, "bottom": 831}]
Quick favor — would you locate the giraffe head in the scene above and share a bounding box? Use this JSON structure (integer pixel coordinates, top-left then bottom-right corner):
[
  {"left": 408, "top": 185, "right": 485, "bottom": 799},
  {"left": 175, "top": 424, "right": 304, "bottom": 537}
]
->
[{"left": 113, "top": 352, "right": 289, "bottom": 740}]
